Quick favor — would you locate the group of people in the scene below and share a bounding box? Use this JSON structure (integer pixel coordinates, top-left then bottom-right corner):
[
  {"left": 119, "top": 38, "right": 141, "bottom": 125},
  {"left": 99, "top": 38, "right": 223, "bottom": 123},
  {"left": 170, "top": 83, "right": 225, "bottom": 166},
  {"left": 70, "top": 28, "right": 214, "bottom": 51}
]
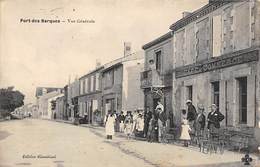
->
[
  {"left": 104, "top": 110, "right": 144, "bottom": 140},
  {"left": 180, "top": 100, "right": 225, "bottom": 147},
  {"left": 104, "top": 99, "right": 225, "bottom": 147},
  {"left": 143, "top": 100, "right": 168, "bottom": 143}
]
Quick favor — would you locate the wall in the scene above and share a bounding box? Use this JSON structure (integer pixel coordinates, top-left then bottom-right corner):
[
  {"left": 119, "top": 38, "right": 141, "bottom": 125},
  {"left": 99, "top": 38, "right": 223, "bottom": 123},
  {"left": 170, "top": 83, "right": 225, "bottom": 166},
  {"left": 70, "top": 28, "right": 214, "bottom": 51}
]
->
[
  {"left": 122, "top": 59, "right": 144, "bottom": 111},
  {"left": 101, "top": 65, "right": 123, "bottom": 117},
  {"left": 144, "top": 37, "right": 173, "bottom": 74},
  {"left": 173, "top": 1, "right": 256, "bottom": 67},
  {"left": 172, "top": 61, "right": 258, "bottom": 128},
  {"left": 38, "top": 91, "right": 60, "bottom": 119}
]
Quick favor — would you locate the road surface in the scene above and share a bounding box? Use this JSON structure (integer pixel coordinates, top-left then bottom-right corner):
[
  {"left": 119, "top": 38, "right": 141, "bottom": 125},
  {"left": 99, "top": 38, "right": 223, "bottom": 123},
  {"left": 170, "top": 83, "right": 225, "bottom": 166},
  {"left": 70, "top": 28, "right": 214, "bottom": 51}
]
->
[
  {"left": 0, "top": 119, "right": 259, "bottom": 167},
  {"left": 0, "top": 119, "right": 152, "bottom": 167}
]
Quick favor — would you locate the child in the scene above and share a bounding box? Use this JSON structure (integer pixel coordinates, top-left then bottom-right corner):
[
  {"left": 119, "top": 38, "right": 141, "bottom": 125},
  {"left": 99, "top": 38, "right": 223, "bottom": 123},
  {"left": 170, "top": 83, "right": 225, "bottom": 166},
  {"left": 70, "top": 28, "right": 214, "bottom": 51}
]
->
[
  {"left": 124, "top": 111, "right": 133, "bottom": 139},
  {"left": 180, "top": 110, "right": 191, "bottom": 147}
]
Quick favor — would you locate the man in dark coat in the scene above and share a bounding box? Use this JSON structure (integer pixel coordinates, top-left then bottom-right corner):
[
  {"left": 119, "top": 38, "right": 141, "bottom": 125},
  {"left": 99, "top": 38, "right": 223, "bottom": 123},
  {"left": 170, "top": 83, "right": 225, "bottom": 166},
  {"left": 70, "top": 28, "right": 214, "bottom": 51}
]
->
[
  {"left": 118, "top": 111, "right": 125, "bottom": 132},
  {"left": 195, "top": 104, "right": 206, "bottom": 137},
  {"left": 186, "top": 100, "right": 197, "bottom": 133},
  {"left": 207, "top": 104, "right": 225, "bottom": 132},
  {"left": 143, "top": 109, "right": 152, "bottom": 138},
  {"left": 186, "top": 100, "right": 197, "bottom": 122}
]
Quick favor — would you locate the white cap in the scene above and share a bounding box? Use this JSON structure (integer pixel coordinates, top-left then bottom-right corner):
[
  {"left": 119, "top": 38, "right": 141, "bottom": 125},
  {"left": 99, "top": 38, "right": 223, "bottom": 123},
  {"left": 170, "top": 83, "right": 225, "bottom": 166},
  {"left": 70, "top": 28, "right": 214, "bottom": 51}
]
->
[{"left": 186, "top": 99, "right": 192, "bottom": 104}]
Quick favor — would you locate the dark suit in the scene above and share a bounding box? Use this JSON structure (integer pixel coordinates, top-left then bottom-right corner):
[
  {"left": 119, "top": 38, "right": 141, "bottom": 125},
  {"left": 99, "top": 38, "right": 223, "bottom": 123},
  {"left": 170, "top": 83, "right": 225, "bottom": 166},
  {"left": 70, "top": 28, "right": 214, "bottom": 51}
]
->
[
  {"left": 195, "top": 113, "right": 206, "bottom": 130},
  {"left": 207, "top": 111, "right": 225, "bottom": 129},
  {"left": 187, "top": 104, "right": 197, "bottom": 122}
]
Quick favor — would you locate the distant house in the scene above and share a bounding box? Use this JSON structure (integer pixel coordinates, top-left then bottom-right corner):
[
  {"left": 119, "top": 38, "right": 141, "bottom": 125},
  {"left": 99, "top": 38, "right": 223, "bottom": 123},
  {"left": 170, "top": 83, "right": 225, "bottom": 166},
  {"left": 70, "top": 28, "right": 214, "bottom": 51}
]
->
[{"left": 38, "top": 90, "right": 63, "bottom": 119}]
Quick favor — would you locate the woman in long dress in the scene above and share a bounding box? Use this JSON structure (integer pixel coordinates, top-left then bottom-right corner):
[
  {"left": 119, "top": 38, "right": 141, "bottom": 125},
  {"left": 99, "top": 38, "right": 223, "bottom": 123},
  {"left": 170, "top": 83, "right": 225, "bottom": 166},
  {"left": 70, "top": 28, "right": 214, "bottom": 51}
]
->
[
  {"left": 105, "top": 113, "right": 115, "bottom": 139},
  {"left": 135, "top": 113, "right": 144, "bottom": 137}
]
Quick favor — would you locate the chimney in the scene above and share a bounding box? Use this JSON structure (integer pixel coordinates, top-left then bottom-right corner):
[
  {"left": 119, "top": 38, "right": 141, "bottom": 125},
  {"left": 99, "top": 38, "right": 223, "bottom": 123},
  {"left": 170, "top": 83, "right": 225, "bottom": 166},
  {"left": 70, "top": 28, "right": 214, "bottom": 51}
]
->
[
  {"left": 124, "top": 42, "right": 131, "bottom": 57},
  {"left": 182, "top": 11, "right": 191, "bottom": 18},
  {"left": 96, "top": 59, "right": 101, "bottom": 68}
]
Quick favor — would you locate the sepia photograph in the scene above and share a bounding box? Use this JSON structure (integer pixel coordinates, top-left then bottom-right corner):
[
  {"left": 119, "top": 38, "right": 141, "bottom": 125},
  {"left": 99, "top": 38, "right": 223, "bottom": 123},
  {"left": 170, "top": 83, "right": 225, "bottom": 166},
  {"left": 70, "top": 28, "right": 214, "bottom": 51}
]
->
[{"left": 1, "top": 0, "right": 260, "bottom": 166}]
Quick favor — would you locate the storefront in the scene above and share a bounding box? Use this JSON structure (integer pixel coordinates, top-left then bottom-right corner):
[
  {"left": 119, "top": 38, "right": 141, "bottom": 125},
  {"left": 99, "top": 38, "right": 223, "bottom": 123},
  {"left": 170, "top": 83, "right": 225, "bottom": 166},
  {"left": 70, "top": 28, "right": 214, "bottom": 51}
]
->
[
  {"left": 78, "top": 94, "right": 102, "bottom": 125},
  {"left": 173, "top": 48, "right": 260, "bottom": 139}
]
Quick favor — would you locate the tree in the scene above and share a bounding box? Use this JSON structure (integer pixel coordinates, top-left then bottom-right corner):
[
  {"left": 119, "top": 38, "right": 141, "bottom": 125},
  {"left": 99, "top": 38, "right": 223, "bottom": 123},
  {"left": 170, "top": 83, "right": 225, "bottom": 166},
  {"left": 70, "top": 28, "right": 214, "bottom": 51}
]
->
[{"left": 0, "top": 88, "right": 24, "bottom": 117}]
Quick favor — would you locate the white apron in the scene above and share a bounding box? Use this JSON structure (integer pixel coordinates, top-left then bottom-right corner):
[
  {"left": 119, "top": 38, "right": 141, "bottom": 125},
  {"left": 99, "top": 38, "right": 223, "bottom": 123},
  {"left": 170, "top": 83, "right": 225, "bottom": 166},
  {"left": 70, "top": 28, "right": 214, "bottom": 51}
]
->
[{"left": 105, "top": 116, "right": 115, "bottom": 136}]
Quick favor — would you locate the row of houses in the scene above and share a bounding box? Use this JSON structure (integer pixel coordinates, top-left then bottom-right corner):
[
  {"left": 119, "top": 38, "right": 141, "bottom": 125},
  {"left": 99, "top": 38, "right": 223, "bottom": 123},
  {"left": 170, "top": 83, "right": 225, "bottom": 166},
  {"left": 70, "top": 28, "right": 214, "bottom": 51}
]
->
[
  {"left": 35, "top": 0, "right": 260, "bottom": 144},
  {"left": 35, "top": 50, "right": 145, "bottom": 126}
]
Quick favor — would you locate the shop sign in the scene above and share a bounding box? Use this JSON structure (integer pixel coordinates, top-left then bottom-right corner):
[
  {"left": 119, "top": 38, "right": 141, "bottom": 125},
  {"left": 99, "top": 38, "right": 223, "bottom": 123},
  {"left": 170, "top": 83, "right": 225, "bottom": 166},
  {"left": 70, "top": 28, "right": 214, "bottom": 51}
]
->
[{"left": 175, "top": 50, "right": 259, "bottom": 78}]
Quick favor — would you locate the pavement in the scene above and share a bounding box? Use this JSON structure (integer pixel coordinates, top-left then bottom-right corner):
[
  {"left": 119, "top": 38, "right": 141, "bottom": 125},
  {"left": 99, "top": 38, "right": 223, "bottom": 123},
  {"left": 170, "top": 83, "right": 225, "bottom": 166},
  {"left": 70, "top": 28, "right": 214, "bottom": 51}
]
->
[{"left": 0, "top": 118, "right": 260, "bottom": 167}]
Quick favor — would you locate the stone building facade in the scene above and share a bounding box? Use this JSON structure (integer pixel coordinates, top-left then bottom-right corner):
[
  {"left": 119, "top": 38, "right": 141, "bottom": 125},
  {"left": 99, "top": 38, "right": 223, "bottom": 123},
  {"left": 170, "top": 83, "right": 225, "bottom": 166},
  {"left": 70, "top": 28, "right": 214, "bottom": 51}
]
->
[
  {"left": 141, "top": 32, "right": 174, "bottom": 129},
  {"left": 101, "top": 52, "right": 144, "bottom": 119},
  {"left": 170, "top": 0, "right": 260, "bottom": 143},
  {"left": 78, "top": 66, "right": 103, "bottom": 124}
]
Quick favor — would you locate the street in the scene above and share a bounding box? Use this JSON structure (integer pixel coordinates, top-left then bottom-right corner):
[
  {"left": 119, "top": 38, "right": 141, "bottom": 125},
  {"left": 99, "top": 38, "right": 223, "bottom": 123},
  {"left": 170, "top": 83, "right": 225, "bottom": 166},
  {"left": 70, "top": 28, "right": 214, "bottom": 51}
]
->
[{"left": 0, "top": 119, "right": 259, "bottom": 167}]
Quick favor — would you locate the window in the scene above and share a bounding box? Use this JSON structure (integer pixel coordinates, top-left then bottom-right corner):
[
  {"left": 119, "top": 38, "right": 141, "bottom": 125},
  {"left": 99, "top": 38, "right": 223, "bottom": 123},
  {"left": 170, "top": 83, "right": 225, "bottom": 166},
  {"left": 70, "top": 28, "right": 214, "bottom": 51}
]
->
[
  {"left": 186, "top": 86, "right": 193, "bottom": 101},
  {"left": 104, "top": 70, "right": 114, "bottom": 88},
  {"left": 96, "top": 73, "right": 100, "bottom": 90},
  {"left": 85, "top": 78, "right": 88, "bottom": 93},
  {"left": 238, "top": 77, "right": 247, "bottom": 124},
  {"left": 155, "top": 50, "right": 162, "bottom": 71},
  {"left": 212, "top": 81, "right": 220, "bottom": 108},
  {"left": 80, "top": 80, "right": 84, "bottom": 95},
  {"left": 91, "top": 75, "right": 94, "bottom": 92}
]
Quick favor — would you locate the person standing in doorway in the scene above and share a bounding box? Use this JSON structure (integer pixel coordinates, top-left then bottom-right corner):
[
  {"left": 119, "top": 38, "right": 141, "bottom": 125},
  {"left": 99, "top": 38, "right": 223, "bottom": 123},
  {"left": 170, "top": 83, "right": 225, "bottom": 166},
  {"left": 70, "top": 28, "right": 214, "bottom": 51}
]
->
[
  {"left": 155, "top": 99, "right": 165, "bottom": 143},
  {"left": 155, "top": 100, "right": 164, "bottom": 114},
  {"left": 147, "top": 114, "right": 158, "bottom": 142},
  {"left": 143, "top": 109, "right": 152, "bottom": 138},
  {"left": 186, "top": 100, "right": 197, "bottom": 131},
  {"left": 157, "top": 108, "right": 167, "bottom": 143}
]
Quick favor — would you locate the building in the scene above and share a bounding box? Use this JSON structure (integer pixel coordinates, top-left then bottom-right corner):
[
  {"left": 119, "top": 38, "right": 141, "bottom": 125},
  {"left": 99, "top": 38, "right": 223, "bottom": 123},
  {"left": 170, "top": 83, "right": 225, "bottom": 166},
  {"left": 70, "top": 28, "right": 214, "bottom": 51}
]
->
[
  {"left": 35, "top": 87, "right": 61, "bottom": 117},
  {"left": 47, "top": 93, "right": 64, "bottom": 119},
  {"left": 101, "top": 51, "right": 144, "bottom": 119},
  {"left": 68, "top": 78, "right": 80, "bottom": 119},
  {"left": 38, "top": 90, "right": 62, "bottom": 119},
  {"left": 78, "top": 66, "right": 103, "bottom": 125},
  {"left": 55, "top": 95, "right": 65, "bottom": 120},
  {"left": 141, "top": 32, "right": 174, "bottom": 129},
  {"left": 170, "top": 0, "right": 260, "bottom": 144}
]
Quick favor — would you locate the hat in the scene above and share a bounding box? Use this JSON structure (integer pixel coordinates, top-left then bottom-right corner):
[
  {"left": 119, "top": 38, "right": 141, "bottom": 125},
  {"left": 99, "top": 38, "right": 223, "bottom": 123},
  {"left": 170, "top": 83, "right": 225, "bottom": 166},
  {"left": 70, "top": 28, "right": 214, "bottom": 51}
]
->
[
  {"left": 211, "top": 104, "right": 217, "bottom": 108},
  {"left": 197, "top": 104, "right": 205, "bottom": 110},
  {"left": 186, "top": 99, "right": 192, "bottom": 104}
]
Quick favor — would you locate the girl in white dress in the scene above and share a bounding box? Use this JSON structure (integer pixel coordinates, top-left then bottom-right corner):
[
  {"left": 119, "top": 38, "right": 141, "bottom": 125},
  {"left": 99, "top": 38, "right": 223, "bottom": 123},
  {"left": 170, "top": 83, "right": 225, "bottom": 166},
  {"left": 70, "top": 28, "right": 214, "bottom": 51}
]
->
[{"left": 180, "top": 109, "right": 191, "bottom": 147}]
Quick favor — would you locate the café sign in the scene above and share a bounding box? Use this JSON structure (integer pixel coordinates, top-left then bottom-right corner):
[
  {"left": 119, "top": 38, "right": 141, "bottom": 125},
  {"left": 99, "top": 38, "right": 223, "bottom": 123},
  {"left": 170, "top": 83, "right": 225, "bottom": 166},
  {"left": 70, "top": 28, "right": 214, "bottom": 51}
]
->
[{"left": 175, "top": 49, "right": 259, "bottom": 78}]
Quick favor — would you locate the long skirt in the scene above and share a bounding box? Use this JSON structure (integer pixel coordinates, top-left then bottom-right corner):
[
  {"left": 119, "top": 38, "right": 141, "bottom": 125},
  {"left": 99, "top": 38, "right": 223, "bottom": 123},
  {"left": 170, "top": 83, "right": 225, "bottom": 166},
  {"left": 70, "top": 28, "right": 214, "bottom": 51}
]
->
[
  {"left": 180, "top": 125, "right": 191, "bottom": 140},
  {"left": 105, "top": 122, "right": 115, "bottom": 136},
  {"left": 125, "top": 123, "right": 132, "bottom": 135}
]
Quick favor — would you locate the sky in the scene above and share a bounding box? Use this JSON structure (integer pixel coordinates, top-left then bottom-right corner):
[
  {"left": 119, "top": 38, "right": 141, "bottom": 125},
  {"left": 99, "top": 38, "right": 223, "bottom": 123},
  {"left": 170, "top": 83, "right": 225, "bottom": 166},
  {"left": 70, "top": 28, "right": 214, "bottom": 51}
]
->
[{"left": 0, "top": 0, "right": 208, "bottom": 104}]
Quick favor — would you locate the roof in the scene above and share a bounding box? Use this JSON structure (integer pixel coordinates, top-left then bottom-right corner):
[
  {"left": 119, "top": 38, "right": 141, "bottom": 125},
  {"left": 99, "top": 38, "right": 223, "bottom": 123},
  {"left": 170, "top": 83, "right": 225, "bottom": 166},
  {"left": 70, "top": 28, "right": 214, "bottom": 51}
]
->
[
  {"left": 35, "top": 87, "right": 61, "bottom": 97},
  {"left": 102, "top": 51, "right": 144, "bottom": 72},
  {"left": 169, "top": 1, "right": 231, "bottom": 31},
  {"left": 142, "top": 32, "right": 173, "bottom": 50},
  {"left": 38, "top": 90, "right": 61, "bottom": 100},
  {"left": 79, "top": 66, "right": 104, "bottom": 80}
]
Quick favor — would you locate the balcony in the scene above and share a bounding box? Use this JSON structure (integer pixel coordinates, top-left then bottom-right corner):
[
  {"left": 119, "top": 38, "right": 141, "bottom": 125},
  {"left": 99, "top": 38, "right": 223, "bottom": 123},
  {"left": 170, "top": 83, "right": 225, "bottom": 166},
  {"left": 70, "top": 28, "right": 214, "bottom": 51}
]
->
[{"left": 140, "top": 69, "right": 172, "bottom": 89}]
